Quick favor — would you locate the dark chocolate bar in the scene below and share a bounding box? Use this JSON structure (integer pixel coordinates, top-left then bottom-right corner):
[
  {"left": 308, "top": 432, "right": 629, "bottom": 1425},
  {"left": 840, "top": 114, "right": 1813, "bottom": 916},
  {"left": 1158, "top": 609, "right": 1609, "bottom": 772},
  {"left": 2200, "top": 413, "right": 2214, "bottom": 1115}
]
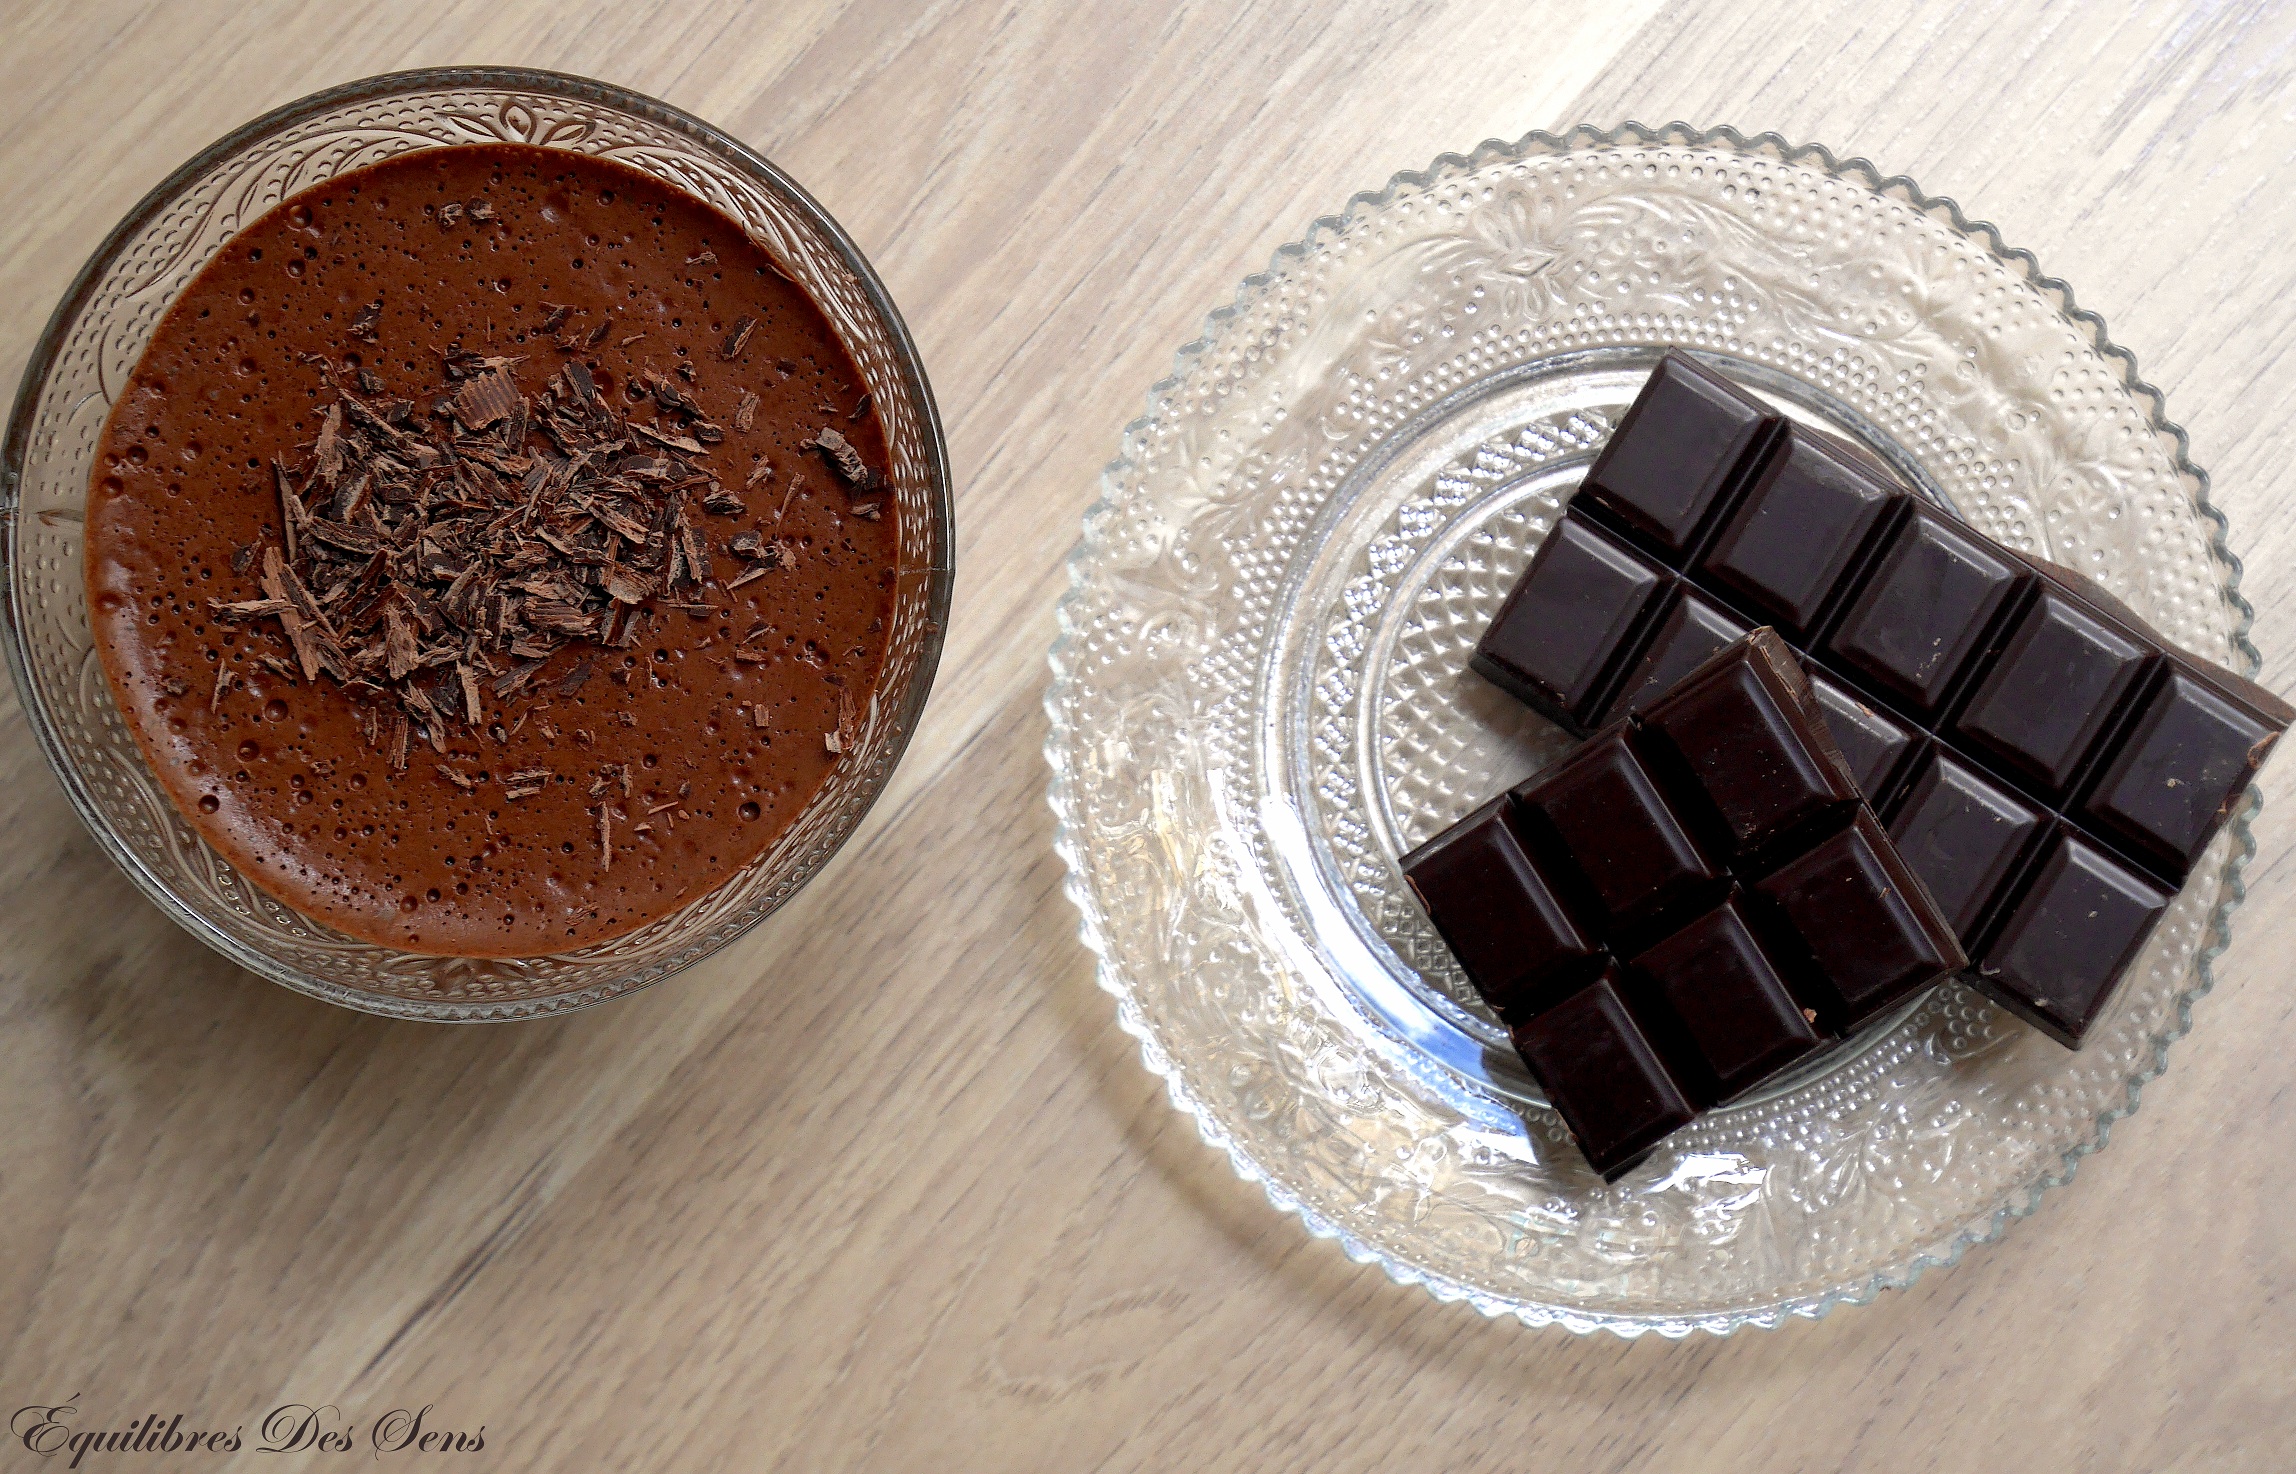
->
[
  {"left": 1473, "top": 352, "right": 2291, "bottom": 1047},
  {"left": 1403, "top": 631, "right": 1965, "bottom": 1179}
]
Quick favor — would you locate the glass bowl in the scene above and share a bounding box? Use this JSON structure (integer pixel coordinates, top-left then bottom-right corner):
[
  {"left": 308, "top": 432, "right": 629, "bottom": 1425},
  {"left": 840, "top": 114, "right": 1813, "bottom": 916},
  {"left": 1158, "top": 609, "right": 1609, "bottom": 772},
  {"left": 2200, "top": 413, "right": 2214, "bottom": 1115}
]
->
[
  {"left": 0, "top": 68, "right": 953, "bottom": 1021},
  {"left": 1046, "top": 122, "right": 2264, "bottom": 1335}
]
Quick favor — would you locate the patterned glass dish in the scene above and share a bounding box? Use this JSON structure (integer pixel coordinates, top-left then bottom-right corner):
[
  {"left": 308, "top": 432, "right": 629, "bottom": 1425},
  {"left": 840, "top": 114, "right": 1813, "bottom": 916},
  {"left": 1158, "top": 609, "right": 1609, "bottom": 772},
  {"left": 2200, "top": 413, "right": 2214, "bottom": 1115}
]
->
[
  {"left": 1046, "top": 122, "right": 2265, "bottom": 1335},
  {"left": 1, "top": 68, "right": 953, "bottom": 1021}
]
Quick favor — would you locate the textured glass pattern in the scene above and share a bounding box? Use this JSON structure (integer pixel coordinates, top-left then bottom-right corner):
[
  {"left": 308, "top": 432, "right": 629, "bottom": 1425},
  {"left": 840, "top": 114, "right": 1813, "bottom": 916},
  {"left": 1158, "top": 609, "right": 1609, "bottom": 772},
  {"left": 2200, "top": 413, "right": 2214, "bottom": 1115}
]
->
[
  {"left": 1, "top": 69, "right": 952, "bottom": 1020},
  {"left": 1047, "top": 123, "right": 2263, "bottom": 1336}
]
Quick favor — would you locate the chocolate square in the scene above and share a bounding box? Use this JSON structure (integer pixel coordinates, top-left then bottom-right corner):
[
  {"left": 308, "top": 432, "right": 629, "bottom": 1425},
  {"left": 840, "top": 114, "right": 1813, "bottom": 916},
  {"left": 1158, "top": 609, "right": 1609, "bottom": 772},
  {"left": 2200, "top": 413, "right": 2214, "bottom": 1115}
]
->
[
  {"left": 1471, "top": 516, "right": 1668, "bottom": 726},
  {"left": 1886, "top": 751, "right": 2048, "bottom": 941},
  {"left": 1809, "top": 674, "right": 1920, "bottom": 802},
  {"left": 2078, "top": 665, "right": 2284, "bottom": 874},
  {"left": 1399, "top": 797, "right": 1595, "bottom": 1021},
  {"left": 1600, "top": 590, "right": 1752, "bottom": 726},
  {"left": 1698, "top": 426, "right": 1898, "bottom": 636},
  {"left": 1755, "top": 808, "right": 1965, "bottom": 1032},
  {"left": 1954, "top": 586, "right": 2154, "bottom": 796},
  {"left": 1975, "top": 831, "right": 2172, "bottom": 1047},
  {"left": 1627, "top": 899, "right": 1823, "bottom": 1103},
  {"left": 1510, "top": 970, "right": 1697, "bottom": 1181},
  {"left": 1513, "top": 727, "right": 1725, "bottom": 942},
  {"left": 1823, "top": 507, "right": 2028, "bottom": 716},
  {"left": 1640, "top": 636, "right": 1860, "bottom": 860},
  {"left": 1576, "top": 353, "right": 1777, "bottom": 558}
]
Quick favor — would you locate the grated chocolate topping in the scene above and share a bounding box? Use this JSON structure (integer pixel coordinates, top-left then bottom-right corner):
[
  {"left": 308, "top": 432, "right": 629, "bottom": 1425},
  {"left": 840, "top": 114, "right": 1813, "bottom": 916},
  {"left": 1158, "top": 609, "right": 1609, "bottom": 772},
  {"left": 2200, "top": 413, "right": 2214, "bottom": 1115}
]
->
[{"left": 203, "top": 340, "right": 822, "bottom": 773}]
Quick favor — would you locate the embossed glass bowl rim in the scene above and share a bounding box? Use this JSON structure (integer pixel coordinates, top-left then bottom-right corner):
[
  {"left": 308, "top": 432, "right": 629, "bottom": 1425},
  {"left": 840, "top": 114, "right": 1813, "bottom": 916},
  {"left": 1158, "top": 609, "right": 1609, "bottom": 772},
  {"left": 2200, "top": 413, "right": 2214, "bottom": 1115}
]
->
[
  {"left": 0, "top": 66, "right": 954, "bottom": 1020},
  {"left": 1045, "top": 120, "right": 2264, "bottom": 1336}
]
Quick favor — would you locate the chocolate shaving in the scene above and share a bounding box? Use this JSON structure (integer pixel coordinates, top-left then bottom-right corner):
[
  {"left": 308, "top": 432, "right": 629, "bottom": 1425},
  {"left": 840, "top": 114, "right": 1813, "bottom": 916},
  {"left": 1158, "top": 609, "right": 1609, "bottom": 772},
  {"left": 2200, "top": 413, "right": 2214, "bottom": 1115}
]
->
[
  {"left": 848, "top": 392, "right": 871, "bottom": 422},
  {"left": 208, "top": 596, "right": 292, "bottom": 622},
  {"left": 438, "top": 201, "right": 465, "bottom": 230},
  {"left": 385, "top": 608, "right": 418, "bottom": 680},
  {"left": 309, "top": 516, "right": 380, "bottom": 556},
  {"left": 633, "top": 422, "right": 705, "bottom": 455},
  {"left": 348, "top": 300, "right": 383, "bottom": 343},
  {"left": 502, "top": 766, "right": 552, "bottom": 800},
  {"left": 458, "top": 664, "right": 484, "bottom": 726},
  {"left": 604, "top": 567, "right": 654, "bottom": 605},
  {"left": 333, "top": 471, "right": 373, "bottom": 523},
  {"left": 733, "top": 391, "right": 758, "bottom": 433},
  {"left": 686, "top": 248, "right": 717, "bottom": 266},
  {"left": 454, "top": 363, "right": 521, "bottom": 429},
  {"left": 274, "top": 462, "right": 305, "bottom": 564},
  {"left": 467, "top": 199, "right": 496, "bottom": 223},
  {"left": 825, "top": 689, "right": 857, "bottom": 755},
  {"left": 722, "top": 317, "right": 755, "bottom": 359},
  {"left": 806, "top": 426, "right": 878, "bottom": 491},
  {"left": 260, "top": 548, "right": 322, "bottom": 679},
  {"left": 642, "top": 372, "right": 704, "bottom": 420},
  {"left": 315, "top": 403, "right": 348, "bottom": 484},
  {"left": 672, "top": 501, "right": 708, "bottom": 578}
]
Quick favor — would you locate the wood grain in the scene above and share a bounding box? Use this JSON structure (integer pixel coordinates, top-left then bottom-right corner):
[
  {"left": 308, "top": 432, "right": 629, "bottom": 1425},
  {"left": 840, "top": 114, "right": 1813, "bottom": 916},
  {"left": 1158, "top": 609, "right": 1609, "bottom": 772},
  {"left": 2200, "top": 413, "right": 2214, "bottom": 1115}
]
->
[{"left": 4, "top": 1, "right": 2295, "bottom": 1469}]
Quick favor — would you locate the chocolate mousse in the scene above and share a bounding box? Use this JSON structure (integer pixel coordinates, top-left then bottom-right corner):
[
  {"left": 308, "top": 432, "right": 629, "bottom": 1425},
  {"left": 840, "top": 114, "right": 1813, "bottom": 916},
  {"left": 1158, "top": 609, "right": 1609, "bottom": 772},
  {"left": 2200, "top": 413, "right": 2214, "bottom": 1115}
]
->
[{"left": 87, "top": 143, "right": 900, "bottom": 955}]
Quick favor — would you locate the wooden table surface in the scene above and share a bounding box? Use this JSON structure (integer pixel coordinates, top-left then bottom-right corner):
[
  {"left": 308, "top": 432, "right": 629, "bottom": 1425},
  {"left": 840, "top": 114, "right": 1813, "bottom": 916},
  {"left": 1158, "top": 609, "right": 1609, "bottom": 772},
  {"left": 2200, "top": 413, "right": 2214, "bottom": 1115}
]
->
[{"left": 7, "top": 1, "right": 2296, "bottom": 1469}]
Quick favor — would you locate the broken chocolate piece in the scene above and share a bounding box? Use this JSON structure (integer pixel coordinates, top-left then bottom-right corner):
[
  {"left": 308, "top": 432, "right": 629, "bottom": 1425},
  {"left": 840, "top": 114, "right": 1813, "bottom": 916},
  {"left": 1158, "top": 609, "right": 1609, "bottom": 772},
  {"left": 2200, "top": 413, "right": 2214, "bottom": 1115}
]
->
[{"left": 1405, "top": 631, "right": 1963, "bottom": 1178}]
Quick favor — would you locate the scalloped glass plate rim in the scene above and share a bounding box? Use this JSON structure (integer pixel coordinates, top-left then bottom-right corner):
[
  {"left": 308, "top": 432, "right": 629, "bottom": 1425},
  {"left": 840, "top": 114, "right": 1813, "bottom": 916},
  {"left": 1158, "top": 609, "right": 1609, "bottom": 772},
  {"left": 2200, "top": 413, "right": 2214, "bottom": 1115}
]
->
[{"left": 1043, "top": 119, "right": 2264, "bottom": 1337}]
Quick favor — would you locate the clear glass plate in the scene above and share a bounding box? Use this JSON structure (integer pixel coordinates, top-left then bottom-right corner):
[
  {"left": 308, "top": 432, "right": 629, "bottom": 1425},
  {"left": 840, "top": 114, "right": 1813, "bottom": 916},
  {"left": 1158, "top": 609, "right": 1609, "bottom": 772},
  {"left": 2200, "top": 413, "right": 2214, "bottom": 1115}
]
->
[
  {"left": 1045, "top": 123, "right": 2264, "bottom": 1335},
  {"left": 0, "top": 69, "right": 953, "bottom": 1020}
]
